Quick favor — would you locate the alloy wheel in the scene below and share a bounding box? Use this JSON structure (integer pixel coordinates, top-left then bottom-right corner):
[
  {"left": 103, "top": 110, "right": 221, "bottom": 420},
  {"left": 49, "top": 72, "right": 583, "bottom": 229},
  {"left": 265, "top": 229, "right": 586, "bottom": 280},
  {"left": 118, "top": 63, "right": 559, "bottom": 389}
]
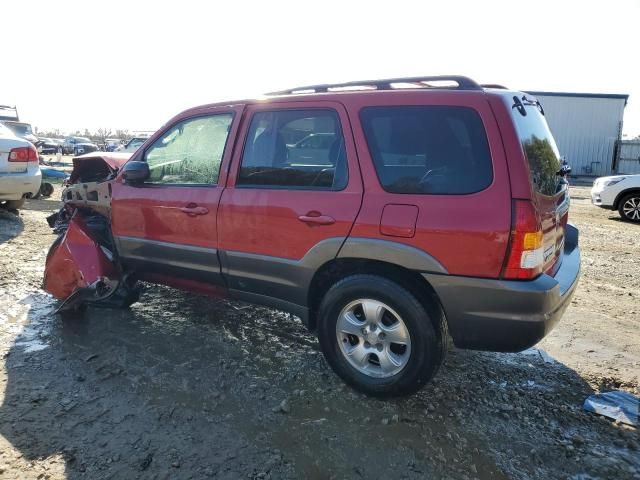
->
[{"left": 622, "top": 196, "right": 640, "bottom": 221}]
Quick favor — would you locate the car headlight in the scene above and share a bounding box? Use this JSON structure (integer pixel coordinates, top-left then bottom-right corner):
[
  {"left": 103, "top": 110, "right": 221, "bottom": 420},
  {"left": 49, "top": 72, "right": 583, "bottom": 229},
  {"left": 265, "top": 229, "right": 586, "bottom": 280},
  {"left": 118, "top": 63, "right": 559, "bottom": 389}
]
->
[{"left": 603, "top": 177, "right": 626, "bottom": 187}]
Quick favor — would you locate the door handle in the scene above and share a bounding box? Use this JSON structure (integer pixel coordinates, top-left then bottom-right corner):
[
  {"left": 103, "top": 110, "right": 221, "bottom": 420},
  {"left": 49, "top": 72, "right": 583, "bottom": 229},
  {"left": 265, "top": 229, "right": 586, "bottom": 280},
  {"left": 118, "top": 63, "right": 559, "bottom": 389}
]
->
[
  {"left": 298, "top": 213, "right": 335, "bottom": 225},
  {"left": 179, "top": 204, "right": 209, "bottom": 216}
]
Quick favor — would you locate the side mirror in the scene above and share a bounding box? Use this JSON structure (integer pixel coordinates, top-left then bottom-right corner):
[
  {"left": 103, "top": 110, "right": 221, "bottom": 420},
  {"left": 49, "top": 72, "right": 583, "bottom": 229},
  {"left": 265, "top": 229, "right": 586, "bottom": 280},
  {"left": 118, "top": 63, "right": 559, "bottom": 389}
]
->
[
  {"left": 557, "top": 164, "right": 572, "bottom": 176},
  {"left": 122, "top": 161, "right": 150, "bottom": 184}
]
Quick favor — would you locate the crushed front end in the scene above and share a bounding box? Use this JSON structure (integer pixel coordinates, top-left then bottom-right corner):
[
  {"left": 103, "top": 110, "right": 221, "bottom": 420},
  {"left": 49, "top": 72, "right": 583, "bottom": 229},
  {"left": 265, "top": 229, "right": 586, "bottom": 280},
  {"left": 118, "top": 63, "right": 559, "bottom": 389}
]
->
[{"left": 44, "top": 153, "right": 140, "bottom": 312}]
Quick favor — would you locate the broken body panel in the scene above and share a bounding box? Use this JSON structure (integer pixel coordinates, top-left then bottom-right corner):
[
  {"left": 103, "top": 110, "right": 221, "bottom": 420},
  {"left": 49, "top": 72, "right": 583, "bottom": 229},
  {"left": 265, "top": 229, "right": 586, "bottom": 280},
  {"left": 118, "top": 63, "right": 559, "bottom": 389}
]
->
[
  {"left": 44, "top": 212, "right": 116, "bottom": 298},
  {"left": 44, "top": 153, "right": 143, "bottom": 310}
]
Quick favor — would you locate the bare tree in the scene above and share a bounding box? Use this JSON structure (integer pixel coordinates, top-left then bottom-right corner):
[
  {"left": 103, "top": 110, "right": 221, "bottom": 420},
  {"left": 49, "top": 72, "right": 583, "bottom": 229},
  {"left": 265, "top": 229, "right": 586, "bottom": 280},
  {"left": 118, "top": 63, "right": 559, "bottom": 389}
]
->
[
  {"left": 95, "top": 127, "right": 113, "bottom": 146},
  {"left": 39, "top": 128, "right": 62, "bottom": 138},
  {"left": 115, "top": 129, "right": 131, "bottom": 142}
]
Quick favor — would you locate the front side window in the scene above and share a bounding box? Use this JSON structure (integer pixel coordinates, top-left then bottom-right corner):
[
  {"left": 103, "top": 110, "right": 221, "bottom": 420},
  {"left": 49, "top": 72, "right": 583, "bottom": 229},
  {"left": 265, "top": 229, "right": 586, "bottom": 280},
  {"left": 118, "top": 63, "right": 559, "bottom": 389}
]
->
[
  {"left": 237, "top": 109, "right": 347, "bottom": 190},
  {"left": 144, "top": 114, "right": 233, "bottom": 185},
  {"left": 360, "top": 106, "right": 493, "bottom": 194}
]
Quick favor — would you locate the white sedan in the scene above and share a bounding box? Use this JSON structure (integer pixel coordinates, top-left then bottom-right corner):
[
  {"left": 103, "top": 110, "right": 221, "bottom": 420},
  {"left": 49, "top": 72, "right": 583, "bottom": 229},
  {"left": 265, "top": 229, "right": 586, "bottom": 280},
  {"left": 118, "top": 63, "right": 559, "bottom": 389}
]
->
[
  {"left": 0, "top": 124, "right": 42, "bottom": 210},
  {"left": 591, "top": 174, "right": 640, "bottom": 222}
]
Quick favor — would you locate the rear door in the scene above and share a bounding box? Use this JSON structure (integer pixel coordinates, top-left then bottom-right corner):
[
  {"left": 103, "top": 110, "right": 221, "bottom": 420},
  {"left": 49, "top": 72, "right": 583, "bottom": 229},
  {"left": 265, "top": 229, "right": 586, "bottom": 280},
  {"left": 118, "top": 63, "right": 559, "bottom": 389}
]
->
[
  {"left": 348, "top": 92, "right": 512, "bottom": 278},
  {"left": 509, "top": 96, "right": 567, "bottom": 274},
  {"left": 111, "top": 106, "right": 242, "bottom": 286},
  {"left": 218, "top": 101, "right": 363, "bottom": 306}
]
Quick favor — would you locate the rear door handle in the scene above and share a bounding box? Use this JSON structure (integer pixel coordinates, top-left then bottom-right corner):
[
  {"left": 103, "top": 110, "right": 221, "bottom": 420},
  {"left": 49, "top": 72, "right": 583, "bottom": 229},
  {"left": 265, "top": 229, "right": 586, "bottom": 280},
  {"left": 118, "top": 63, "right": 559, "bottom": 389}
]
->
[
  {"left": 298, "top": 213, "right": 335, "bottom": 225},
  {"left": 180, "top": 204, "right": 209, "bottom": 216}
]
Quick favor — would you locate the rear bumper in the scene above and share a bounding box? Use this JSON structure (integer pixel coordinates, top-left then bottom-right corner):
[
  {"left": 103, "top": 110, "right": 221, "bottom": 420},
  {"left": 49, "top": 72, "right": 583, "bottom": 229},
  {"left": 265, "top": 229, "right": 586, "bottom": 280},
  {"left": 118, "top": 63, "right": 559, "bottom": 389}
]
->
[
  {"left": 424, "top": 224, "right": 581, "bottom": 352},
  {"left": 0, "top": 170, "right": 42, "bottom": 200}
]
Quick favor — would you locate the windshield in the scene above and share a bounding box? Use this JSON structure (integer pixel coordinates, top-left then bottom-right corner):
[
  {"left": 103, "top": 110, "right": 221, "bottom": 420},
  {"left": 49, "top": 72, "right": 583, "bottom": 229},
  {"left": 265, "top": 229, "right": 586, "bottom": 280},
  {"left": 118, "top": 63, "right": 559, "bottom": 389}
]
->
[{"left": 509, "top": 96, "right": 562, "bottom": 196}]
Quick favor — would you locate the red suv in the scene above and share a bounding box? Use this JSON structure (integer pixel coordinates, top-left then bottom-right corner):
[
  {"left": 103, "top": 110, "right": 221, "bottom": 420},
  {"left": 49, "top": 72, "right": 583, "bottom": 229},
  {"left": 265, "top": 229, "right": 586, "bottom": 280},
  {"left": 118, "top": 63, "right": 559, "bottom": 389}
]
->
[{"left": 44, "top": 76, "right": 581, "bottom": 396}]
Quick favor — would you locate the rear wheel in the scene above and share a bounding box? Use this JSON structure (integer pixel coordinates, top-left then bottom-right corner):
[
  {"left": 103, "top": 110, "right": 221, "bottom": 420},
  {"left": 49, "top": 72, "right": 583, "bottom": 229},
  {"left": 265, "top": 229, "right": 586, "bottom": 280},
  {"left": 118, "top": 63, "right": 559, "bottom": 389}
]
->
[
  {"left": 618, "top": 193, "right": 640, "bottom": 222},
  {"left": 317, "top": 274, "right": 445, "bottom": 397}
]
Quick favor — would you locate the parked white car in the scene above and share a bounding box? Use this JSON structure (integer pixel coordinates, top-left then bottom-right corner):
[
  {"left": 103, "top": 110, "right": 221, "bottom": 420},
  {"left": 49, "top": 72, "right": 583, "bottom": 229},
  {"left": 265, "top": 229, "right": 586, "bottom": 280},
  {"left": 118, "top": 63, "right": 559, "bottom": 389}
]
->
[
  {"left": 0, "top": 124, "right": 42, "bottom": 210},
  {"left": 591, "top": 174, "right": 640, "bottom": 222}
]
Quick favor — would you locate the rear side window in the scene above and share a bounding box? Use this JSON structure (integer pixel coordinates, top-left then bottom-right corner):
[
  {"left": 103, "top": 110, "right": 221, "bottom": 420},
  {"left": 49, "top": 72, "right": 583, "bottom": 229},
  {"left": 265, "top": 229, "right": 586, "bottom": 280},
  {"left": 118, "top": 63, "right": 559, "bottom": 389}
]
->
[
  {"left": 360, "top": 106, "right": 492, "bottom": 194},
  {"left": 237, "top": 109, "right": 347, "bottom": 190},
  {"left": 509, "top": 99, "right": 561, "bottom": 196}
]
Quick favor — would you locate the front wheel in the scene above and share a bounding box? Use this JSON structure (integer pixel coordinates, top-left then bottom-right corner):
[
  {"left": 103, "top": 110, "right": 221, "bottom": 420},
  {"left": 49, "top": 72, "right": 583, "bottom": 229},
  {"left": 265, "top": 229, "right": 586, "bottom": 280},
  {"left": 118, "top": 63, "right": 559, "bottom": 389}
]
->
[
  {"left": 317, "top": 274, "right": 445, "bottom": 397},
  {"left": 619, "top": 193, "right": 640, "bottom": 222}
]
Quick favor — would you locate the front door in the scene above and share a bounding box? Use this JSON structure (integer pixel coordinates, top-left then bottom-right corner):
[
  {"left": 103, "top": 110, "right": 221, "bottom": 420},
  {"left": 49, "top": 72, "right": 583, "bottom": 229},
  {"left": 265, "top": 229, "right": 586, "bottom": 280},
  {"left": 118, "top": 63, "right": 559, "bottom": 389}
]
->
[
  {"left": 218, "top": 102, "right": 363, "bottom": 307},
  {"left": 111, "top": 106, "right": 242, "bottom": 287}
]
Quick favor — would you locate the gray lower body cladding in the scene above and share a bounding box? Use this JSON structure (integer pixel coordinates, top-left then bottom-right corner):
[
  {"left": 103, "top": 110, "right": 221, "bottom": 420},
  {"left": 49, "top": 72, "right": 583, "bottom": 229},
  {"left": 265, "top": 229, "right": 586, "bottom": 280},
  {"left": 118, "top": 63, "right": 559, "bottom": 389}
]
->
[
  {"left": 115, "top": 236, "right": 223, "bottom": 285},
  {"left": 113, "top": 228, "right": 580, "bottom": 354},
  {"left": 425, "top": 224, "right": 581, "bottom": 352}
]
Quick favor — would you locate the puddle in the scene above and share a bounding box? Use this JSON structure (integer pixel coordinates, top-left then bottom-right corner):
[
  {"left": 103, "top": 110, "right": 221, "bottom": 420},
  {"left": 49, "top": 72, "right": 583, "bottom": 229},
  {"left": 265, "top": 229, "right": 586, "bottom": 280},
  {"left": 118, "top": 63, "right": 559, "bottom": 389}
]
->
[{"left": 0, "top": 290, "right": 56, "bottom": 354}]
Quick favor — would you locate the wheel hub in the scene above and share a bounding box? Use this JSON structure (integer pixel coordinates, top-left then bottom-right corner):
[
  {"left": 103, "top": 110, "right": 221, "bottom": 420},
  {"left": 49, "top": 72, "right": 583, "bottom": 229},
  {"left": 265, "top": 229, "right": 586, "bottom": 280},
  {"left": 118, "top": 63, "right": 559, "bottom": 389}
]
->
[{"left": 336, "top": 299, "right": 411, "bottom": 378}]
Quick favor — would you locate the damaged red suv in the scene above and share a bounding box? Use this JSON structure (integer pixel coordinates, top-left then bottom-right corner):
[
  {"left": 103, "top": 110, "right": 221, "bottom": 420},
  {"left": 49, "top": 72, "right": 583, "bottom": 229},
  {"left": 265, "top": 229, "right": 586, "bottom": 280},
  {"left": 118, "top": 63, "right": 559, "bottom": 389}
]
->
[{"left": 44, "top": 76, "right": 581, "bottom": 396}]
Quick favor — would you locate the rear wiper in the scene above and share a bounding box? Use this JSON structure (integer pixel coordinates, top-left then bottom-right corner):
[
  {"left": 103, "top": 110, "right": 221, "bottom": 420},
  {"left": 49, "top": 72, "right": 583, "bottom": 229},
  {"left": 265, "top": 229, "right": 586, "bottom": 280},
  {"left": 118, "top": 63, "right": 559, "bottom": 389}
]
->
[
  {"left": 520, "top": 95, "right": 545, "bottom": 116},
  {"left": 512, "top": 96, "right": 527, "bottom": 116}
]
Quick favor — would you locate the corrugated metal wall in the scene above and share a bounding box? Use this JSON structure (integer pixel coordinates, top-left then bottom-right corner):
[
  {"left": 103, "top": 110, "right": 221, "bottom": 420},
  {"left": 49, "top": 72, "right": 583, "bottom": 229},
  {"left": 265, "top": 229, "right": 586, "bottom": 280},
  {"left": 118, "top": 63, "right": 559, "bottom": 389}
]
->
[
  {"left": 617, "top": 141, "right": 640, "bottom": 174},
  {"left": 531, "top": 95, "right": 626, "bottom": 177}
]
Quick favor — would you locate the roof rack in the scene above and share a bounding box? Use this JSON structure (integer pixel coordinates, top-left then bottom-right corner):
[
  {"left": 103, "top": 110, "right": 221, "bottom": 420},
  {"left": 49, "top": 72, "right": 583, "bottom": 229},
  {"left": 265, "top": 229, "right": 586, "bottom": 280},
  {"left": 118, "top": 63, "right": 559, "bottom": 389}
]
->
[{"left": 266, "top": 75, "right": 482, "bottom": 96}]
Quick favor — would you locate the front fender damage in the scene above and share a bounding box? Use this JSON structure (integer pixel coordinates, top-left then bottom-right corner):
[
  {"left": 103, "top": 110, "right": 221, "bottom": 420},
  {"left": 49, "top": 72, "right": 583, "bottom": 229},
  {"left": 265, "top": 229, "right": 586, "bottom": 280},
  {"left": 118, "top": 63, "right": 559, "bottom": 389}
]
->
[
  {"left": 43, "top": 153, "right": 140, "bottom": 312},
  {"left": 44, "top": 212, "right": 140, "bottom": 312}
]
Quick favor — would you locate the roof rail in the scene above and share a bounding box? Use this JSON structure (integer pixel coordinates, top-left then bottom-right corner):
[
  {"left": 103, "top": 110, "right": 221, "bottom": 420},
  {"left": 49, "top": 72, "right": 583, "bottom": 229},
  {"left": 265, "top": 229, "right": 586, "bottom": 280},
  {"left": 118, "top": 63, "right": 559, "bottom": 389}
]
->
[
  {"left": 481, "top": 84, "right": 508, "bottom": 89},
  {"left": 266, "top": 75, "right": 482, "bottom": 95}
]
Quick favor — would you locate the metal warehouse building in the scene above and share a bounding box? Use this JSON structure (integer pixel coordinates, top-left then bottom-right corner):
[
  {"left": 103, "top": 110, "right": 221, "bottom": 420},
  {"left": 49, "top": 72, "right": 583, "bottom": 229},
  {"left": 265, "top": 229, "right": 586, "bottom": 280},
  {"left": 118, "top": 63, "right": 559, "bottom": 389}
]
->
[{"left": 526, "top": 91, "right": 629, "bottom": 177}]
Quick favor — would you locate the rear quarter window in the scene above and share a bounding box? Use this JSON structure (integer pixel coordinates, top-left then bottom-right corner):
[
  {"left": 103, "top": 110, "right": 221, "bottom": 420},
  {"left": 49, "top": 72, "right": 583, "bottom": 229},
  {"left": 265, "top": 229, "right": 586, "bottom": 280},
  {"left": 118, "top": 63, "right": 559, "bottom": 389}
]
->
[{"left": 360, "top": 106, "right": 493, "bottom": 194}]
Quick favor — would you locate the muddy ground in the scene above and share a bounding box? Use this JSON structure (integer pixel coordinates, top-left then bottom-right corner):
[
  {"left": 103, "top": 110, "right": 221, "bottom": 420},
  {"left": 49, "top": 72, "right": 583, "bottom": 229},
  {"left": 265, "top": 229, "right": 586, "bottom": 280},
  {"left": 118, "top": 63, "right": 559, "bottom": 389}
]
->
[{"left": 0, "top": 185, "right": 638, "bottom": 480}]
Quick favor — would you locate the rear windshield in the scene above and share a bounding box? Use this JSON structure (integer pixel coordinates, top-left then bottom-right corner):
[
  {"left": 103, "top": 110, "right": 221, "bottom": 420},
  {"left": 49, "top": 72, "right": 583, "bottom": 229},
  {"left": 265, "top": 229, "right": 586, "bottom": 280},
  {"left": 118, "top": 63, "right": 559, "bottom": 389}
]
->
[
  {"left": 509, "top": 97, "right": 561, "bottom": 196},
  {"left": 360, "top": 106, "right": 493, "bottom": 194},
  {"left": 3, "top": 122, "right": 32, "bottom": 136}
]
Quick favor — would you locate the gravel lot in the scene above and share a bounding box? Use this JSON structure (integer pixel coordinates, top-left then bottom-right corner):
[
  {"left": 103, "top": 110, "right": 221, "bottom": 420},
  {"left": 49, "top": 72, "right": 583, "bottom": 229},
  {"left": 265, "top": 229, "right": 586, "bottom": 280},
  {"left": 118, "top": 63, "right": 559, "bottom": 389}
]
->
[{"left": 0, "top": 185, "right": 638, "bottom": 479}]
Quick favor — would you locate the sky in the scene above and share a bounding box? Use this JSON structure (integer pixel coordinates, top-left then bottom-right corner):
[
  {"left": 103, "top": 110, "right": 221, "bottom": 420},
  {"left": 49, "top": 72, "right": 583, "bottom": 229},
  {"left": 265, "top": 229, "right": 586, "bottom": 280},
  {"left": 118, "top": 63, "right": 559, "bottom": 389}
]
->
[{"left": 2, "top": 0, "right": 639, "bottom": 137}]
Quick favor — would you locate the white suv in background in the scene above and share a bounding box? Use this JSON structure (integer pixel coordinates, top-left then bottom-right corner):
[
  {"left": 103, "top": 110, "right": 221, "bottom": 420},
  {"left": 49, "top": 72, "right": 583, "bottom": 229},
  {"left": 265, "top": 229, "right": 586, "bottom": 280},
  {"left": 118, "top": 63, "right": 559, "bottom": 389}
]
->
[
  {"left": 591, "top": 174, "right": 640, "bottom": 222},
  {"left": 0, "top": 124, "right": 42, "bottom": 210}
]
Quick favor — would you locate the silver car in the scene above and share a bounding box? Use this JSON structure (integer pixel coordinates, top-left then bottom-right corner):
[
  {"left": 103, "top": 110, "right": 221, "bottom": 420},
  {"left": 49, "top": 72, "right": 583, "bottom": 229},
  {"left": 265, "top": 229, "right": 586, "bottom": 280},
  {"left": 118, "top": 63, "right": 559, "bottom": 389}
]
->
[{"left": 0, "top": 124, "right": 41, "bottom": 210}]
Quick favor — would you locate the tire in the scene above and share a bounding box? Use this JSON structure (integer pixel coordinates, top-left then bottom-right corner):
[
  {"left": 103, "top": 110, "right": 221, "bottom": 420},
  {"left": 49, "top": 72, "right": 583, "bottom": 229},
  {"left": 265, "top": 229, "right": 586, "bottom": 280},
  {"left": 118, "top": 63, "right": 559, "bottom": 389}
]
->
[
  {"left": 618, "top": 193, "right": 640, "bottom": 222},
  {"left": 317, "top": 274, "right": 445, "bottom": 397},
  {"left": 58, "top": 305, "right": 87, "bottom": 321},
  {"left": 41, "top": 182, "right": 54, "bottom": 197},
  {"left": 5, "top": 199, "right": 25, "bottom": 210}
]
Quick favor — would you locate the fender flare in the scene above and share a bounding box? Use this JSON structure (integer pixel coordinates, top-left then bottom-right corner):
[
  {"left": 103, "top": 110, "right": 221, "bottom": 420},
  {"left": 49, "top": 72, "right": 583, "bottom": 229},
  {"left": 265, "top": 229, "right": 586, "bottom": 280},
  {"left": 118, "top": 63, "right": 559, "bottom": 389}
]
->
[{"left": 337, "top": 237, "right": 448, "bottom": 274}]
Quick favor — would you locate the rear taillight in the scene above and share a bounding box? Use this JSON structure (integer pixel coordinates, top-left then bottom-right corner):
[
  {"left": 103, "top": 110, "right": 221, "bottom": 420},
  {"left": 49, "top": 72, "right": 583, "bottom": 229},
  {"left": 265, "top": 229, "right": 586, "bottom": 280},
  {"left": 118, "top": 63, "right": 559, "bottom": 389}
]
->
[
  {"left": 9, "top": 146, "right": 38, "bottom": 163},
  {"left": 502, "top": 200, "right": 544, "bottom": 280}
]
